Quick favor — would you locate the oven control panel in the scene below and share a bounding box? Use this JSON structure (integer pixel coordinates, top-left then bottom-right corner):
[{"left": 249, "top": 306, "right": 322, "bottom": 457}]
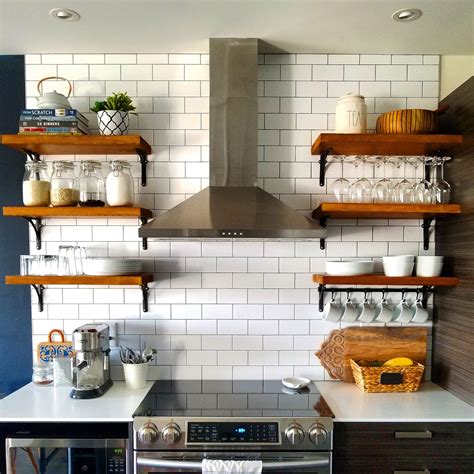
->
[{"left": 187, "top": 422, "right": 280, "bottom": 444}]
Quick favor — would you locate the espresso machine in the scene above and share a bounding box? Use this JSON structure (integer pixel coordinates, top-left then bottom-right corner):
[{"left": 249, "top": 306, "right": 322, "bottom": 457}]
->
[{"left": 70, "top": 323, "right": 113, "bottom": 399}]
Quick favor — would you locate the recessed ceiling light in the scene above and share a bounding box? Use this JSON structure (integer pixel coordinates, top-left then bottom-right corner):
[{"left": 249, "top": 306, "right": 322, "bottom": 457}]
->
[
  {"left": 392, "top": 8, "right": 422, "bottom": 22},
  {"left": 50, "top": 8, "right": 81, "bottom": 22}
]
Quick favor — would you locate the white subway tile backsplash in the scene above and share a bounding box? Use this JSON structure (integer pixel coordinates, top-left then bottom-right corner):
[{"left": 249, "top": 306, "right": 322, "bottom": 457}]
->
[{"left": 28, "top": 51, "right": 435, "bottom": 382}]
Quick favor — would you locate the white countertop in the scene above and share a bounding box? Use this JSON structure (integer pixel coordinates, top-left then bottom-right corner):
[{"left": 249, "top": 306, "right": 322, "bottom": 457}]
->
[
  {"left": 0, "top": 382, "right": 153, "bottom": 422},
  {"left": 316, "top": 381, "right": 474, "bottom": 422}
]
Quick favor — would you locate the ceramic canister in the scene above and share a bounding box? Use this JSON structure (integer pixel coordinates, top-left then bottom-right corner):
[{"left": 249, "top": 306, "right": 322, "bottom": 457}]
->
[{"left": 335, "top": 93, "right": 367, "bottom": 133}]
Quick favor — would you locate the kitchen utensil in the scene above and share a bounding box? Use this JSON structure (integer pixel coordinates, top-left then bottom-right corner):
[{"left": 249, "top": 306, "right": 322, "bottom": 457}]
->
[
  {"left": 374, "top": 291, "right": 393, "bottom": 323},
  {"left": 341, "top": 293, "right": 359, "bottom": 323},
  {"left": 382, "top": 255, "right": 415, "bottom": 277},
  {"left": 393, "top": 292, "right": 414, "bottom": 323},
  {"left": 325, "top": 260, "right": 374, "bottom": 276},
  {"left": 415, "top": 256, "right": 444, "bottom": 277},
  {"left": 315, "top": 327, "right": 427, "bottom": 382},
  {"left": 36, "top": 76, "right": 73, "bottom": 109},
  {"left": 375, "top": 105, "right": 449, "bottom": 134},
  {"left": 357, "top": 291, "right": 376, "bottom": 323},
  {"left": 37, "top": 329, "right": 73, "bottom": 363},
  {"left": 322, "top": 291, "right": 343, "bottom": 322},
  {"left": 281, "top": 376, "right": 311, "bottom": 390}
]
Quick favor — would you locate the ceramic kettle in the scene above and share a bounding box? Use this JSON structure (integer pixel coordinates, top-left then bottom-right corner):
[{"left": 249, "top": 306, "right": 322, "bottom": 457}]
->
[{"left": 37, "top": 76, "right": 73, "bottom": 109}]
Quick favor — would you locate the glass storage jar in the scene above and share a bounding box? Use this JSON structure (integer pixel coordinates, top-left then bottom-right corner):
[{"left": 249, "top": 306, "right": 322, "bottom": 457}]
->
[
  {"left": 50, "top": 161, "right": 79, "bottom": 207},
  {"left": 79, "top": 161, "right": 106, "bottom": 207},
  {"left": 106, "top": 160, "right": 134, "bottom": 206},
  {"left": 22, "top": 161, "right": 51, "bottom": 206},
  {"left": 32, "top": 361, "right": 53, "bottom": 385}
]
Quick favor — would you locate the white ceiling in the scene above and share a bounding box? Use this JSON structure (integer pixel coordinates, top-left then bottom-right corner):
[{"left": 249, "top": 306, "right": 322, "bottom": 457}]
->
[{"left": 0, "top": 0, "right": 473, "bottom": 55}]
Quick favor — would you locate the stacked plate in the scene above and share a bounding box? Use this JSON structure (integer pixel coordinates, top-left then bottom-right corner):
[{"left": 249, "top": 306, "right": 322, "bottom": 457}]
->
[{"left": 83, "top": 258, "right": 142, "bottom": 276}]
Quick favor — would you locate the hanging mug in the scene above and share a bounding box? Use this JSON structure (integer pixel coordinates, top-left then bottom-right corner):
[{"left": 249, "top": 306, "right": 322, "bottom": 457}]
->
[
  {"left": 358, "top": 290, "right": 376, "bottom": 323},
  {"left": 374, "top": 290, "right": 393, "bottom": 323},
  {"left": 411, "top": 291, "right": 429, "bottom": 324},
  {"left": 322, "top": 291, "right": 343, "bottom": 322},
  {"left": 341, "top": 292, "right": 359, "bottom": 323},
  {"left": 393, "top": 291, "right": 414, "bottom": 323}
]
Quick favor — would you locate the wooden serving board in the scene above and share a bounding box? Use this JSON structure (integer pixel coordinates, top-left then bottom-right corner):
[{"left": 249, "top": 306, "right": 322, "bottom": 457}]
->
[{"left": 315, "top": 327, "right": 427, "bottom": 382}]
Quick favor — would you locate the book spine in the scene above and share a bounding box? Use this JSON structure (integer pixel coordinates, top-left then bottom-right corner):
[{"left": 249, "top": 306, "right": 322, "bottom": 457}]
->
[
  {"left": 19, "top": 115, "right": 88, "bottom": 125},
  {"left": 20, "top": 108, "right": 87, "bottom": 121},
  {"left": 19, "top": 126, "right": 88, "bottom": 135},
  {"left": 19, "top": 120, "right": 84, "bottom": 128}
]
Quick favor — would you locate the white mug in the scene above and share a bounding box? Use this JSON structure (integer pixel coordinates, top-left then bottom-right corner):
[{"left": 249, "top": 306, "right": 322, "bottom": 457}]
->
[
  {"left": 411, "top": 295, "right": 429, "bottom": 324},
  {"left": 358, "top": 293, "right": 376, "bottom": 323},
  {"left": 393, "top": 294, "right": 413, "bottom": 323},
  {"left": 322, "top": 295, "right": 343, "bottom": 322},
  {"left": 341, "top": 294, "right": 359, "bottom": 323},
  {"left": 374, "top": 293, "right": 393, "bottom": 323}
]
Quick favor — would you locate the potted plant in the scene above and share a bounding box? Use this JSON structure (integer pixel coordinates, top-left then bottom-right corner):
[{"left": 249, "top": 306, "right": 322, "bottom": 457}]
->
[
  {"left": 120, "top": 345, "right": 155, "bottom": 389},
  {"left": 90, "top": 92, "right": 136, "bottom": 136}
]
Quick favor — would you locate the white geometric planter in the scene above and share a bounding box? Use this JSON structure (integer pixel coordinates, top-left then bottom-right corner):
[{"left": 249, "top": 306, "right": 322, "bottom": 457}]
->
[{"left": 97, "top": 110, "right": 129, "bottom": 135}]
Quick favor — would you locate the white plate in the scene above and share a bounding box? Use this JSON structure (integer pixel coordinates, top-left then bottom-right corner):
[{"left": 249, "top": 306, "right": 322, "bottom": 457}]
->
[{"left": 281, "top": 377, "right": 311, "bottom": 390}]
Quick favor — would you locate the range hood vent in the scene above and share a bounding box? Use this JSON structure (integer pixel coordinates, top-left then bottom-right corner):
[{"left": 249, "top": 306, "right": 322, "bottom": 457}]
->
[{"left": 139, "top": 38, "right": 326, "bottom": 240}]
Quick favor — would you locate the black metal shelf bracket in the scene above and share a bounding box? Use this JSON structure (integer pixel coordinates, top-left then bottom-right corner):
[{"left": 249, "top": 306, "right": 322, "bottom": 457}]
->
[
  {"left": 22, "top": 148, "right": 41, "bottom": 161},
  {"left": 422, "top": 217, "right": 435, "bottom": 251},
  {"left": 319, "top": 148, "right": 332, "bottom": 187},
  {"left": 319, "top": 216, "right": 328, "bottom": 250},
  {"left": 318, "top": 285, "right": 433, "bottom": 312},
  {"left": 141, "top": 284, "right": 149, "bottom": 312},
  {"left": 140, "top": 217, "right": 149, "bottom": 250},
  {"left": 22, "top": 217, "right": 43, "bottom": 250},
  {"left": 32, "top": 284, "right": 45, "bottom": 312},
  {"left": 136, "top": 148, "right": 149, "bottom": 187}
]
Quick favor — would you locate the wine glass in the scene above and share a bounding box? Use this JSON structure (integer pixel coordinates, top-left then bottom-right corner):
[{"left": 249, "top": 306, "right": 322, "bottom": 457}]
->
[
  {"left": 351, "top": 155, "right": 373, "bottom": 203},
  {"left": 432, "top": 156, "right": 451, "bottom": 204},
  {"left": 396, "top": 157, "right": 414, "bottom": 203},
  {"left": 413, "top": 157, "right": 433, "bottom": 203},
  {"left": 373, "top": 156, "right": 394, "bottom": 203},
  {"left": 332, "top": 156, "right": 351, "bottom": 203}
]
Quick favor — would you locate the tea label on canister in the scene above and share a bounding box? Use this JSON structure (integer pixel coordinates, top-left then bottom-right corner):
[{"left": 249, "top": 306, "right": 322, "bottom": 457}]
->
[{"left": 335, "top": 93, "right": 367, "bottom": 133}]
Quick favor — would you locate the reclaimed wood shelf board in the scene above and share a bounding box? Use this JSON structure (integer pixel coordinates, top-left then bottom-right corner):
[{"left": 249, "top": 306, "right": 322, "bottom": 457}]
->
[
  {"left": 311, "top": 133, "right": 463, "bottom": 156},
  {"left": 0, "top": 134, "right": 151, "bottom": 155},
  {"left": 312, "top": 274, "right": 459, "bottom": 287},
  {"left": 312, "top": 203, "right": 461, "bottom": 220},
  {"left": 3, "top": 206, "right": 152, "bottom": 219},
  {"left": 5, "top": 274, "right": 154, "bottom": 286}
]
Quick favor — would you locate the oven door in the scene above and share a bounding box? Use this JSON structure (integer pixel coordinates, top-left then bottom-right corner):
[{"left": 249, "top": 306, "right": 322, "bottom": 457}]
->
[
  {"left": 6, "top": 438, "right": 128, "bottom": 474},
  {"left": 135, "top": 451, "right": 331, "bottom": 473}
]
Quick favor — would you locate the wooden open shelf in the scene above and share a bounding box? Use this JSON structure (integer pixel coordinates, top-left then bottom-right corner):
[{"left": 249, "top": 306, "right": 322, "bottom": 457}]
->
[
  {"left": 5, "top": 274, "right": 154, "bottom": 286},
  {"left": 0, "top": 134, "right": 151, "bottom": 156},
  {"left": 311, "top": 133, "right": 463, "bottom": 156},
  {"left": 312, "top": 203, "right": 461, "bottom": 220},
  {"left": 312, "top": 274, "right": 459, "bottom": 287},
  {"left": 3, "top": 206, "right": 152, "bottom": 219},
  {"left": 5, "top": 274, "right": 154, "bottom": 312}
]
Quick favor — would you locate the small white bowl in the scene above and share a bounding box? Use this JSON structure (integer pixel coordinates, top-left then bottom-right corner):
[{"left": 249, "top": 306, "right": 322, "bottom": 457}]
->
[
  {"left": 383, "top": 255, "right": 415, "bottom": 262},
  {"left": 325, "top": 260, "right": 374, "bottom": 276},
  {"left": 416, "top": 256, "right": 444, "bottom": 262},
  {"left": 282, "top": 377, "right": 311, "bottom": 390},
  {"left": 383, "top": 260, "right": 414, "bottom": 277},
  {"left": 416, "top": 261, "right": 444, "bottom": 277}
]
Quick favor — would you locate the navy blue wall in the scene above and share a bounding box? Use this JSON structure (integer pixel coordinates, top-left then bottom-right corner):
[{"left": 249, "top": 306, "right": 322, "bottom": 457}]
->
[{"left": 0, "top": 56, "right": 32, "bottom": 396}]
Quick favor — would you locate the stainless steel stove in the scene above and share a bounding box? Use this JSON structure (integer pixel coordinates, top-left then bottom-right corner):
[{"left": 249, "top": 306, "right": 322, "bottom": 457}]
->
[{"left": 133, "top": 380, "right": 333, "bottom": 473}]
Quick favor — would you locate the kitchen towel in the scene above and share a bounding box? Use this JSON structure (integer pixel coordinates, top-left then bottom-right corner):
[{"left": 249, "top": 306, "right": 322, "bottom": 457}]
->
[{"left": 202, "top": 459, "right": 262, "bottom": 473}]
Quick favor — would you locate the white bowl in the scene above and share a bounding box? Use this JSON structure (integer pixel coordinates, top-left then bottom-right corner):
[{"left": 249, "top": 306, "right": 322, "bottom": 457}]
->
[
  {"left": 383, "top": 255, "right": 415, "bottom": 262},
  {"left": 325, "top": 260, "right": 374, "bottom": 276},
  {"left": 383, "top": 260, "right": 414, "bottom": 277},
  {"left": 416, "top": 261, "right": 444, "bottom": 277},
  {"left": 416, "top": 256, "right": 444, "bottom": 262}
]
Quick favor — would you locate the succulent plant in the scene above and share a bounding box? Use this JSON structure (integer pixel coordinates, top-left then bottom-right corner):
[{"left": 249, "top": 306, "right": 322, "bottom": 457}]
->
[{"left": 90, "top": 92, "right": 136, "bottom": 114}]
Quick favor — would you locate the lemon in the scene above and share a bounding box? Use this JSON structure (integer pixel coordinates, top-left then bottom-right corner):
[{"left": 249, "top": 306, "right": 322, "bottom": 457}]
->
[{"left": 383, "top": 357, "right": 414, "bottom": 367}]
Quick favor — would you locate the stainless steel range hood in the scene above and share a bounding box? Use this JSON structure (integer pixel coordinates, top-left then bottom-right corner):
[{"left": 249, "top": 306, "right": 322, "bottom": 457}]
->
[{"left": 139, "top": 38, "right": 326, "bottom": 239}]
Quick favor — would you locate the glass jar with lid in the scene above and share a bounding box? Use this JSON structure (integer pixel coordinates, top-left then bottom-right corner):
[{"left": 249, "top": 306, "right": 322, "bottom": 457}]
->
[
  {"left": 78, "top": 161, "right": 106, "bottom": 207},
  {"left": 23, "top": 161, "right": 51, "bottom": 206},
  {"left": 50, "top": 161, "right": 79, "bottom": 207},
  {"left": 106, "top": 160, "right": 134, "bottom": 206}
]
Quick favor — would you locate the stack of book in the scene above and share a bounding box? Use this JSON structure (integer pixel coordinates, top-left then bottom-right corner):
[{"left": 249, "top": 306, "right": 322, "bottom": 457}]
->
[{"left": 19, "top": 108, "right": 90, "bottom": 135}]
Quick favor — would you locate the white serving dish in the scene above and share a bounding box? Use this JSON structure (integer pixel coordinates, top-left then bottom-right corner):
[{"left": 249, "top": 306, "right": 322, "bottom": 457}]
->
[
  {"left": 282, "top": 377, "right": 311, "bottom": 390},
  {"left": 416, "top": 256, "right": 444, "bottom": 262},
  {"left": 382, "top": 258, "right": 414, "bottom": 277},
  {"left": 416, "top": 261, "right": 444, "bottom": 277},
  {"left": 325, "top": 260, "right": 374, "bottom": 276}
]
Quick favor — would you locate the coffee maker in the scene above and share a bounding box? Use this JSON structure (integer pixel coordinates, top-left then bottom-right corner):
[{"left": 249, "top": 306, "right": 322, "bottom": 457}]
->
[{"left": 70, "top": 323, "right": 113, "bottom": 399}]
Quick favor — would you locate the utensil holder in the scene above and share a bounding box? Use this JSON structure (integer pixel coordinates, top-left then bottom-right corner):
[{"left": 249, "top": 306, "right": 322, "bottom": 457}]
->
[{"left": 123, "top": 362, "right": 148, "bottom": 389}]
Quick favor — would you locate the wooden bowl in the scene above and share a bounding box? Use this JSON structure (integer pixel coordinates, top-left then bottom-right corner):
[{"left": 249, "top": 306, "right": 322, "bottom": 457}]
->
[{"left": 376, "top": 105, "right": 448, "bottom": 134}]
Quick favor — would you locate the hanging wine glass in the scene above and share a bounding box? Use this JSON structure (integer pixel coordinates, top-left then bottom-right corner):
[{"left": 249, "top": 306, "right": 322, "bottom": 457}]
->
[
  {"left": 395, "top": 157, "right": 414, "bottom": 203},
  {"left": 373, "top": 156, "right": 394, "bottom": 203},
  {"left": 413, "top": 156, "right": 433, "bottom": 203},
  {"left": 351, "top": 155, "right": 373, "bottom": 203},
  {"left": 432, "top": 156, "right": 451, "bottom": 203},
  {"left": 332, "top": 156, "right": 351, "bottom": 203}
]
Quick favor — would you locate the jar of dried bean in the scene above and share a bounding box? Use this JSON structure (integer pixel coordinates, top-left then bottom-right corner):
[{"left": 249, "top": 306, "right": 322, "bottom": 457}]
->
[{"left": 50, "top": 161, "right": 79, "bottom": 207}]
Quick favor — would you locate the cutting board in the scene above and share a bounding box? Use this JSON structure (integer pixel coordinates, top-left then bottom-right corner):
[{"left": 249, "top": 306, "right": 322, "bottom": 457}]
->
[
  {"left": 37, "top": 329, "right": 73, "bottom": 362},
  {"left": 315, "top": 327, "right": 427, "bottom": 382}
]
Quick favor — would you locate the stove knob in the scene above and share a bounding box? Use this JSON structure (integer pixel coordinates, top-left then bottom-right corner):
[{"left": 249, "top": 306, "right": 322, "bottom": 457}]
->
[
  {"left": 138, "top": 422, "right": 159, "bottom": 445},
  {"left": 309, "top": 423, "right": 328, "bottom": 446},
  {"left": 285, "top": 423, "right": 305, "bottom": 446},
  {"left": 162, "top": 422, "right": 182, "bottom": 445}
]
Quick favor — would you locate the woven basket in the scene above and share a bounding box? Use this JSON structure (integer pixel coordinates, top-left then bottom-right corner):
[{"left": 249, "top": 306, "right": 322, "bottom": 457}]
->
[{"left": 350, "top": 359, "right": 424, "bottom": 393}]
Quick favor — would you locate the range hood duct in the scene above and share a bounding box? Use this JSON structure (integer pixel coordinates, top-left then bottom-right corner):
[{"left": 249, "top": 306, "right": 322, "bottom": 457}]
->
[{"left": 139, "top": 38, "right": 326, "bottom": 239}]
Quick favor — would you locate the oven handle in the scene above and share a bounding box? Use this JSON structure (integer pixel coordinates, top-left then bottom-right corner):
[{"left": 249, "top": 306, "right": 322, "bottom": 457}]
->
[{"left": 136, "top": 456, "right": 330, "bottom": 470}]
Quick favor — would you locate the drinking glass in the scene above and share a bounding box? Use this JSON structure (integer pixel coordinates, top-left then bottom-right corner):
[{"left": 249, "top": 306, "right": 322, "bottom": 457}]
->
[
  {"left": 373, "top": 157, "right": 394, "bottom": 203},
  {"left": 332, "top": 156, "right": 351, "bottom": 203},
  {"left": 394, "top": 157, "right": 414, "bottom": 203},
  {"left": 413, "top": 157, "right": 433, "bottom": 203},
  {"left": 432, "top": 156, "right": 451, "bottom": 204},
  {"left": 351, "top": 155, "right": 373, "bottom": 203}
]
